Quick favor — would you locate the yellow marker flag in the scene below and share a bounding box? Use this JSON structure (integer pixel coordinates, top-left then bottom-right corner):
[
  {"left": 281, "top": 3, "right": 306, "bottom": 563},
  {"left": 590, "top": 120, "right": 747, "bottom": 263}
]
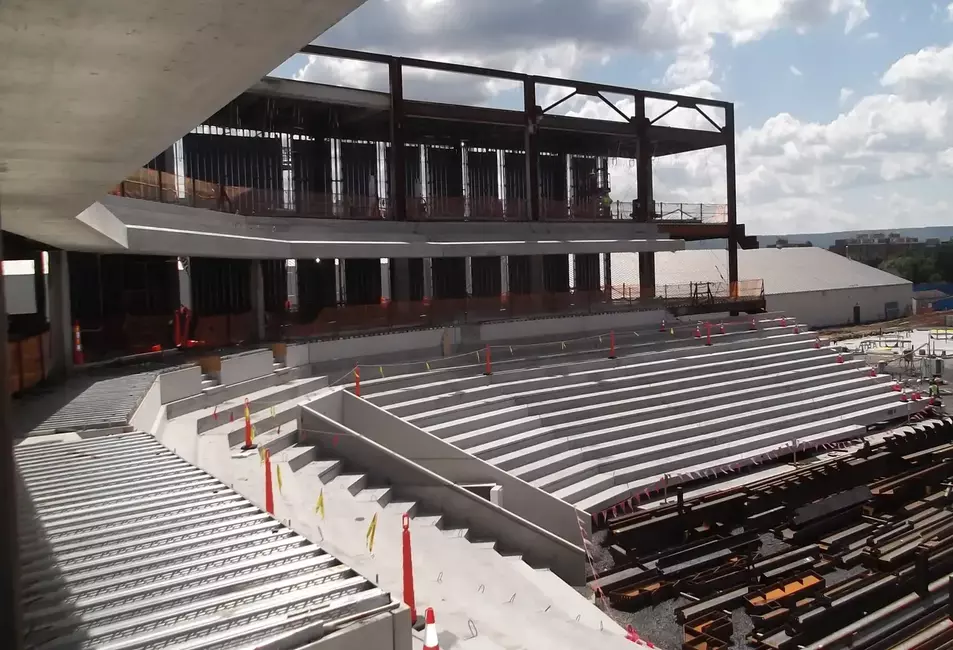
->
[
  {"left": 561, "top": 341, "right": 566, "bottom": 350},
  {"left": 276, "top": 464, "right": 283, "bottom": 493},
  {"left": 270, "top": 404, "right": 276, "bottom": 418},
  {"left": 509, "top": 346, "right": 513, "bottom": 355},
  {"left": 425, "top": 361, "right": 431, "bottom": 371},
  {"left": 379, "top": 366, "right": 384, "bottom": 378},
  {"left": 251, "top": 424, "right": 258, "bottom": 441},
  {"left": 315, "top": 489, "right": 325, "bottom": 519},
  {"left": 366, "top": 513, "right": 378, "bottom": 552},
  {"left": 670, "top": 328, "right": 674, "bottom": 336},
  {"left": 598, "top": 336, "right": 603, "bottom": 345},
  {"left": 259, "top": 447, "right": 266, "bottom": 465},
  {"left": 476, "top": 350, "right": 481, "bottom": 362}
]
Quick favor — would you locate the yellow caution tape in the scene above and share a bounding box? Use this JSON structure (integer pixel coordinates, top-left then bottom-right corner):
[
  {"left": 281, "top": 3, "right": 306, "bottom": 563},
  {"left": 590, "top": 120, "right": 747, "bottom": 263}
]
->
[
  {"left": 276, "top": 464, "right": 283, "bottom": 493},
  {"left": 366, "top": 513, "right": 378, "bottom": 552},
  {"left": 315, "top": 489, "right": 325, "bottom": 519}
]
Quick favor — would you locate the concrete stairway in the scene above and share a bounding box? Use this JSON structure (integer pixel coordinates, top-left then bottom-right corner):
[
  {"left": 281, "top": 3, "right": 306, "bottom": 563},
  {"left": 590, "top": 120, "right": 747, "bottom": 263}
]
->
[
  {"left": 14, "top": 431, "right": 394, "bottom": 650},
  {"left": 232, "top": 423, "right": 636, "bottom": 648},
  {"left": 361, "top": 318, "right": 922, "bottom": 513}
]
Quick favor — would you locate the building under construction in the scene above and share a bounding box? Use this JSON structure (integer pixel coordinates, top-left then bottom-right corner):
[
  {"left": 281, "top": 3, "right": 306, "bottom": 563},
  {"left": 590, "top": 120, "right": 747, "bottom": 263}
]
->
[{"left": 7, "top": 43, "right": 951, "bottom": 650}]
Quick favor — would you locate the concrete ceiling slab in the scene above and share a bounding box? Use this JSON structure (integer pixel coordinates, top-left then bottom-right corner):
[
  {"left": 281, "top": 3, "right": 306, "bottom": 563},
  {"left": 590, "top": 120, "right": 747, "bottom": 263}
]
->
[{"left": 0, "top": 0, "right": 366, "bottom": 250}]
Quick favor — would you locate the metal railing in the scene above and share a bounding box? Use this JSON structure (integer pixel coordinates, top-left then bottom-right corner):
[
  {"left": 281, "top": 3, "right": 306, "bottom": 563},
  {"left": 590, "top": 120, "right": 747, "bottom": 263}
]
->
[
  {"left": 282, "top": 280, "right": 765, "bottom": 340},
  {"left": 111, "top": 168, "right": 728, "bottom": 225}
]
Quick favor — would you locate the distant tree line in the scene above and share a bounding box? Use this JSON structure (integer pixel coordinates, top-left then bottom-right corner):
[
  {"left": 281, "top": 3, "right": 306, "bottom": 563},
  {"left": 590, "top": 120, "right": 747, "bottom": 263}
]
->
[{"left": 877, "top": 243, "right": 953, "bottom": 284}]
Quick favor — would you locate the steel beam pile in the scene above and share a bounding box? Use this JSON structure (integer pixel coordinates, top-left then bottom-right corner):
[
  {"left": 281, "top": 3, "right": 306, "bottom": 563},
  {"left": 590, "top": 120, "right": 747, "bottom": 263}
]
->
[{"left": 590, "top": 415, "right": 953, "bottom": 650}]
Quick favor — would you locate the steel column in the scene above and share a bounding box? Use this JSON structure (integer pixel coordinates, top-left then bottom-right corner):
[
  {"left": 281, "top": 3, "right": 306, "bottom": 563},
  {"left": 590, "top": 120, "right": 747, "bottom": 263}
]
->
[
  {"left": 634, "top": 95, "right": 656, "bottom": 299},
  {"left": 389, "top": 61, "right": 407, "bottom": 222},
  {"left": 725, "top": 103, "right": 739, "bottom": 291},
  {"left": 0, "top": 206, "right": 23, "bottom": 650},
  {"left": 523, "top": 80, "right": 541, "bottom": 222},
  {"left": 33, "top": 251, "right": 47, "bottom": 323}
]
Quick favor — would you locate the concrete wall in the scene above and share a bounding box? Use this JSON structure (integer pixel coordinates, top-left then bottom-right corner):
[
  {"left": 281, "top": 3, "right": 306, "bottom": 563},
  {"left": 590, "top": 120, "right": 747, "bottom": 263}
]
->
[
  {"left": 219, "top": 348, "right": 274, "bottom": 386},
  {"left": 310, "top": 389, "right": 588, "bottom": 546},
  {"left": 304, "top": 608, "right": 412, "bottom": 650},
  {"left": 479, "top": 308, "right": 668, "bottom": 342},
  {"left": 158, "top": 365, "right": 203, "bottom": 404},
  {"left": 308, "top": 328, "right": 449, "bottom": 364},
  {"left": 129, "top": 377, "right": 163, "bottom": 433},
  {"left": 300, "top": 403, "right": 586, "bottom": 585},
  {"left": 770, "top": 284, "right": 913, "bottom": 328}
]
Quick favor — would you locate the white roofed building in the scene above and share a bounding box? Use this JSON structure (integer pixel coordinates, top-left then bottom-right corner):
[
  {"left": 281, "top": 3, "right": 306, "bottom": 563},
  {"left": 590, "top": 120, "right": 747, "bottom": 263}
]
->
[{"left": 611, "top": 247, "right": 913, "bottom": 328}]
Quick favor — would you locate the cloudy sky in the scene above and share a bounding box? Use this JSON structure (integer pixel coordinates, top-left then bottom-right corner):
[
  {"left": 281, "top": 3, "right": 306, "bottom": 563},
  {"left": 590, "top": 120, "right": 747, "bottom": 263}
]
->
[{"left": 273, "top": 0, "right": 953, "bottom": 236}]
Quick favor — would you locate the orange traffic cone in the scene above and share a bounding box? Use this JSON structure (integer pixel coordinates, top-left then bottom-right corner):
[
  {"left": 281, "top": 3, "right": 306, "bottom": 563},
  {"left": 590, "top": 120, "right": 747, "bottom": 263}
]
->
[
  {"left": 72, "top": 321, "right": 84, "bottom": 365},
  {"left": 422, "top": 607, "right": 440, "bottom": 650},
  {"left": 750, "top": 318, "right": 756, "bottom": 330},
  {"left": 694, "top": 324, "right": 701, "bottom": 338}
]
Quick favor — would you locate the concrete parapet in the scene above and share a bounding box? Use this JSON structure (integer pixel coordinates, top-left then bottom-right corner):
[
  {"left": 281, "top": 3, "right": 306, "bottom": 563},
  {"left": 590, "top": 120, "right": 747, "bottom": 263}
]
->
[
  {"left": 158, "top": 365, "right": 203, "bottom": 404},
  {"left": 219, "top": 349, "right": 274, "bottom": 386}
]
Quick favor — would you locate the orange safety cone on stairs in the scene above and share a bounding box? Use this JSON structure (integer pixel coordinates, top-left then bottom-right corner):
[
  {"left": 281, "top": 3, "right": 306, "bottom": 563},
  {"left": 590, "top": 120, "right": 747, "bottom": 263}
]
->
[
  {"left": 694, "top": 324, "right": 701, "bottom": 338},
  {"left": 422, "top": 607, "right": 440, "bottom": 650}
]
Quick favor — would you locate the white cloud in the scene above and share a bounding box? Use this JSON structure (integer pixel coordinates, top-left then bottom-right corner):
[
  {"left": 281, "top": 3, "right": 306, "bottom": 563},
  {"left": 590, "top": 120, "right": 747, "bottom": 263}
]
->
[
  {"left": 274, "top": 0, "right": 953, "bottom": 235},
  {"left": 948, "top": 3, "right": 953, "bottom": 21},
  {"left": 790, "top": 65, "right": 803, "bottom": 76}
]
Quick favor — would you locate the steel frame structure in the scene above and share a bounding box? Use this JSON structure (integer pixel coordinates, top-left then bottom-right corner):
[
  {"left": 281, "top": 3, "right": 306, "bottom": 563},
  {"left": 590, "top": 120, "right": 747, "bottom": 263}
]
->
[{"left": 295, "top": 46, "right": 741, "bottom": 286}]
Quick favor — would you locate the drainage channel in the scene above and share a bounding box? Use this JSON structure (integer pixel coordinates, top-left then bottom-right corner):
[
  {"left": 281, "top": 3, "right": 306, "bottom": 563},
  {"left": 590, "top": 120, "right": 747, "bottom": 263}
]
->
[{"left": 16, "top": 431, "right": 394, "bottom": 650}]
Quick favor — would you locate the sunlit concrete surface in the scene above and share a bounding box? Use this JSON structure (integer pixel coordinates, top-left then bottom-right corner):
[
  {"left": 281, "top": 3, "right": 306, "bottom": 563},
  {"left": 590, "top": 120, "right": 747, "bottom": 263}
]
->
[{"left": 0, "top": 0, "right": 366, "bottom": 249}]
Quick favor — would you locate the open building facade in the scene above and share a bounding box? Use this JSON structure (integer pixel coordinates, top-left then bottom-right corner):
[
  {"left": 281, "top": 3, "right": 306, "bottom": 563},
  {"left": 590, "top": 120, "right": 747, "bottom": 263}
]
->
[{"left": 6, "top": 46, "right": 763, "bottom": 374}]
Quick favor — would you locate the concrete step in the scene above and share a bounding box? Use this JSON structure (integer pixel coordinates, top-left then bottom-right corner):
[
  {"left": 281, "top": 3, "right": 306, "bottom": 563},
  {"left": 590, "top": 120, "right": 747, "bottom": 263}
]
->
[
  {"left": 197, "top": 376, "right": 327, "bottom": 434},
  {"left": 370, "top": 331, "right": 818, "bottom": 407},
  {"left": 327, "top": 473, "right": 369, "bottom": 496},
  {"left": 423, "top": 355, "right": 863, "bottom": 436},
  {"left": 481, "top": 372, "right": 890, "bottom": 469},
  {"left": 563, "top": 394, "right": 918, "bottom": 508},
  {"left": 363, "top": 324, "right": 804, "bottom": 400},
  {"left": 388, "top": 337, "right": 825, "bottom": 415},
  {"left": 536, "top": 386, "right": 898, "bottom": 496}
]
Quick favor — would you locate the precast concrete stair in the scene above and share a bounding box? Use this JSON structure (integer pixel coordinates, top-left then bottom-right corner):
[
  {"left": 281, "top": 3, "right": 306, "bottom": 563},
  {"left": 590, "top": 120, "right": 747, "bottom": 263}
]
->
[
  {"left": 14, "top": 431, "right": 391, "bottom": 650},
  {"left": 370, "top": 320, "right": 920, "bottom": 513},
  {"left": 244, "top": 429, "right": 626, "bottom": 645},
  {"left": 196, "top": 375, "right": 328, "bottom": 434}
]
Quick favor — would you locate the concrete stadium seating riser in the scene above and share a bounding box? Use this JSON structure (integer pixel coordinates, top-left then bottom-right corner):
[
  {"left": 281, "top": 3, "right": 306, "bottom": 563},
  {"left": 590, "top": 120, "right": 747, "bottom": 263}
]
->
[
  {"left": 528, "top": 383, "right": 894, "bottom": 494},
  {"left": 422, "top": 345, "right": 841, "bottom": 443},
  {"left": 483, "top": 378, "right": 893, "bottom": 471},
  {"left": 483, "top": 372, "right": 890, "bottom": 468},
  {"left": 195, "top": 378, "right": 325, "bottom": 434},
  {"left": 552, "top": 392, "right": 906, "bottom": 504},
  {"left": 369, "top": 333, "right": 819, "bottom": 407},
  {"left": 432, "top": 361, "right": 872, "bottom": 443},
  {"left": 573, "top": 422, "right": 870, "bottom": 512},
  {"left": 358, "top": 324, "right": 795, "bottom": 397},
  {"left": 401, "top": 351, "right": 851, "bottom": 425},
  {"left": 361, "top": 327, "right": 814, "bottom": 399}
]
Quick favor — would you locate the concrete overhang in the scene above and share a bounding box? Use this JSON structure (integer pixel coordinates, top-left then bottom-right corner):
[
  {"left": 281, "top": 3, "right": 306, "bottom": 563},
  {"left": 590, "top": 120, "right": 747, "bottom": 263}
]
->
[
  {"left": 98, "top": 195, "right": 685, "bottom": 259},
  {"left": 0, "top": 0, "right": 366, "bottom": 250}
]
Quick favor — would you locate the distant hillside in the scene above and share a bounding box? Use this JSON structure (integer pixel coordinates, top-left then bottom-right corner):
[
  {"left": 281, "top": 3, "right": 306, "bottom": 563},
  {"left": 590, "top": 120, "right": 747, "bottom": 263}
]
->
[{"left": 685, "top": 226, "right": 953, "bottom": 251}]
